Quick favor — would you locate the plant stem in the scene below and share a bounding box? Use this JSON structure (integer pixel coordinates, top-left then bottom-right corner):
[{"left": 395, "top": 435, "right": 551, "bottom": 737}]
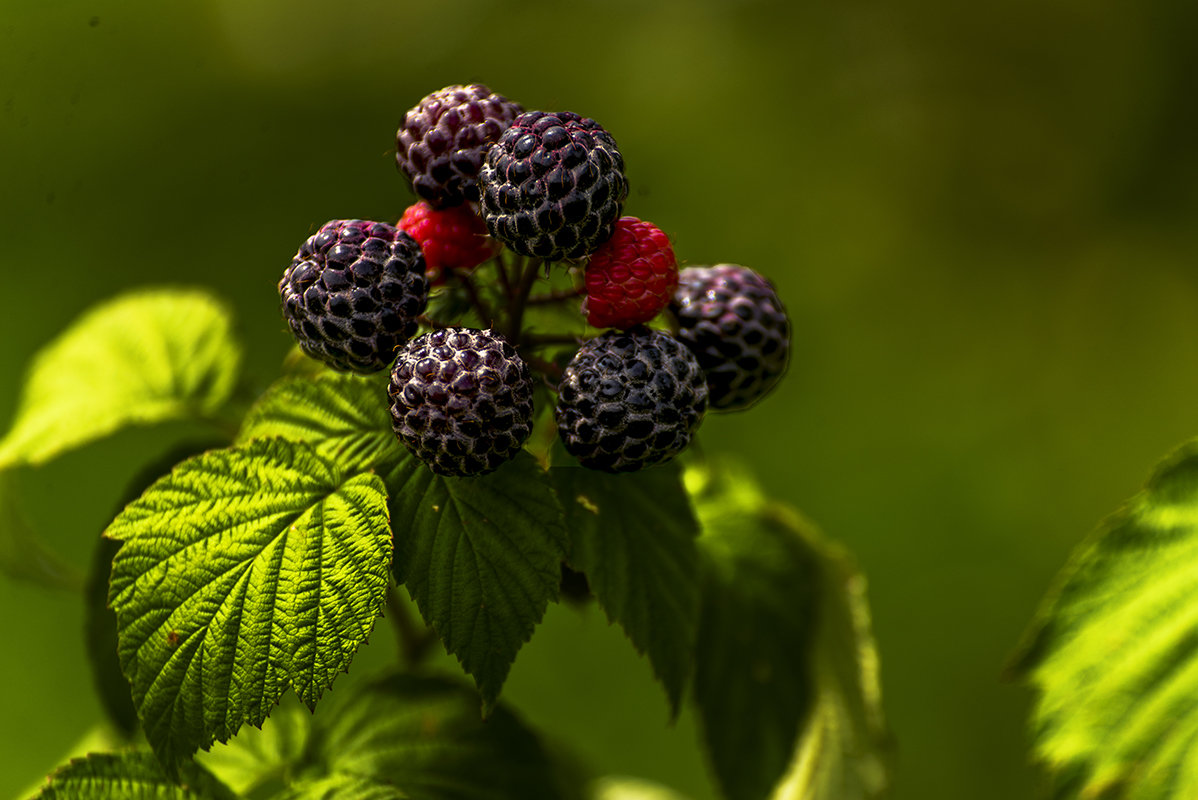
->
[{"left": 387, "top": 584, "right": 437, "bottom": 668}]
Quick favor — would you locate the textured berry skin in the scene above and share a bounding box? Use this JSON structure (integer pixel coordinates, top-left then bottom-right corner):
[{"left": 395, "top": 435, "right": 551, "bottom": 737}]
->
[
  {"left": 397, "top": 201, "right": 497, "bottom": 286},
  {"left": 389, "top": 327, "right": 534, "bottom": 477},
  {"left": 669, "top": 264, "right": 790, "bottom": 411},
  {"left": 279, "top": 220, "right": 428, "bottom": 374},
  {"left": 396, "top": 84, "right": 523, "bottom": 209},
  {"left": 583, "top": 216, "right": 678, "bottom": 329},
  {"left": 556, "top": 328, "right": 707, "bottom": 472},
  {"left": 479, "top": 110, "right": 628, "bottom": 261}
]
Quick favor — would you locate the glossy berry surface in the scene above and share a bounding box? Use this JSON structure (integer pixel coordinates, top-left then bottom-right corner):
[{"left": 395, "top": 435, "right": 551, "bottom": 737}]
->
[
  {"left": 279, "top": 220, "right": 427, "bottom": 374},
  {"left": 670, "top": 264, "right": 790, "bottom": 411},
  {"left": 396, "top": 84, "right": 523, "bottom": 209},
  {"left": 583, "top": 216, "right": 678, "bottom": 329},
  {"left": 389, "top": 327, "right": 534, "bottom": 477},
  {"left": 397, "top": 201, "right": 497, "bottom": 286},
  {"left": 479, "top": 111, "right": 627, "bottom": 261},
  {"left": 555, "top": 328, "right": 707, "bottom": 472}
]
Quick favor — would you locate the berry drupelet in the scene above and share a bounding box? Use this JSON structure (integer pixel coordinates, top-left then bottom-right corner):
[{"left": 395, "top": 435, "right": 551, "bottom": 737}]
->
[
  {"left": 479, "top": 111, "right": 628, "bottom": 261},
  {"left": 279, "top": 219, "right": 428, "bottom": 374},
  {"left": 388, "top": 327, "right": 534, "bottom": 477},
  {"left": 555, "top": 327, "right": 707, "bottom": 472}
]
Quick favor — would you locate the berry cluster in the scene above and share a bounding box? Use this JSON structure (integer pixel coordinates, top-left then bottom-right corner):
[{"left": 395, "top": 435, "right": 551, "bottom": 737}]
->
[{"left": 277, "top": 83, "right": 790, "bottom": 477}]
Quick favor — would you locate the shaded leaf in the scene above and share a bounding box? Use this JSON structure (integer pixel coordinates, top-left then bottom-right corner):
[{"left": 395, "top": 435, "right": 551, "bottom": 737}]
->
[
  {"left": 31, "top": 751, "right": 236, "bottom": 800},
  {"left": 1011, "top": 441, "right": 1198, "bottom": 798},
  {"left": 686, "top": 463, "right": 890, "bottom": 800},
  {"left": 0, "top": 289, "right": 242, "bottom": 468},
  {"left": 106, "top": 439, "right": 392, "bottom": 770},
  {"left": 771, "top": 509, "right": 891, "bottom": 800},
  {"left": 238, "top": 372, "right": 404, "bottom": 476},
  {"left": 386, "top": 451, "right": 568, "bottom": 711},
  {"left": 553, "top": 463, "right": 700, "bottom": 715},
  {"left": 312, "top": 671, "right": 567, "bottom": 800}
]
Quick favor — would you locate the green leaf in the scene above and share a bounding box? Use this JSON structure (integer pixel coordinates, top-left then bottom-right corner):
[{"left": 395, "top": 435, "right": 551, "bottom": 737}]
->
[
  {"left": 310, "top": 671, "right": 567, "bottom": 800},
  {"left": 686, "top": 463, "right": 890, "bottom": 800},
  {"left": 590, "top": 776, "right": 693, "bottom": 800},
  {"left": 1011, "top": 441, "right": 1198, "bottom": 798},
  {"left": 197, "top": 695, "right": 312, "bottom": 797},
  {"left": 386, "top": 451, "right": 569, "bottom": 710},
  {"left": 271, "top": 774, "right": 410, "bottom": 800},
  {"left": 771, "top": 511, "right": 891, "bottom": 800},
  {"left": 106, "top": 438, "right": 393, "bottom": 770},
  {"left": 31, "top": 751, "right": 237, "bottom": 800},
  {"left": 0, "top": 288, "right": 242, "bottom": 468},
  {"left": 238, "top": 372, "right": 404, "bottom": 476},
  {"left": 553, "top": 463, "right": 700, "bottom": 715}
]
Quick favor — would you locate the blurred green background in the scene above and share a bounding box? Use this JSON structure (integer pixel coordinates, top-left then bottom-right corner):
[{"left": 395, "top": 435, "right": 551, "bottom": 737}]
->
[{"left": 3, "top": 0, "right": 1198, "bottom": 797}]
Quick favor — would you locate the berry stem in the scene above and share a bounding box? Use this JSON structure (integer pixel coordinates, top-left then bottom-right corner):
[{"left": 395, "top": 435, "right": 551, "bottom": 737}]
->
[
  {"left": 523, "top": 352, "right": 564, "bottom": 382},
  {"left": 505, "top": 256, "right": 544, "bottom": 340},
  {"left": 451, "top": 271, "right": 495, "bottom": 327},
  {"left": 526, "top": 286, "right": 582, "bottom": 305},
  {"left": 494, "top": 249, "right": 514, "bottom": 299},
  {"left": 521, "top": 332, "right": 583, "bottom": 348},
  {"left": 417, "top": 314, "right": 452, "bottom": 330}
]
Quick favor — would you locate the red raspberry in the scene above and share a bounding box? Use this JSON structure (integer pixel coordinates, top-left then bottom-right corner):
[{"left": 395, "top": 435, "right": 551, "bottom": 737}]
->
[
  {"left": 397, "top": 201, "right": 497, "bottom": 286},
  {"left": 582, "top": 217, "right": 678, "bottom": 329}
]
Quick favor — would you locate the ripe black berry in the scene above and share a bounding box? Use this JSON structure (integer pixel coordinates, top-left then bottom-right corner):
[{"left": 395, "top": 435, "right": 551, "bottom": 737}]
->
[
  {"left": 555, "top": 328, "right": 707, "bottom": 472},
  {"left": 279, "top": 220, "right": 428, "bottom": 374},
  {"left": 669, "top": 264, "right": 790, "bottom": 411},
  {"left": 396, "top": 84, "right": 523, "bottom": 209},
  {"left": 479, "top": 111, "right": 628, "bottom": 261},
  {"left": 389, "top": 327, "right": 534, "bottom": 477}
]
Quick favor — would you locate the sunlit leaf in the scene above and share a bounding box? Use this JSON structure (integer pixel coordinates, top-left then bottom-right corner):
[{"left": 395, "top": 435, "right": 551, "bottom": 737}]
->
[
  {"left": 106, "top": 438, "right": 392, "bottom": 769},
  {"left": 271, "top": 774, "right": 410, "bottom": 800},
  {"left": 1012, "top": 441, "right": 1198, "bottom": 798},
  {"left": 197, "top": 695, "right": 312, "bottom": 797},
  {"left": 387, "top": 452, "right": 568, "bottom": 711},
  {"left": 31, "top": 751, "right": 236, "bottom": 800},
  {"left": 0, "top": 288, "right": 242, "bottom": 468},
  {"left": 553, "top": 463, "right": 700, "bottom": 715},
  {"left": 590, "top": 776, "right": 693, "bottom": 800},
  {"left": 238, "top": 372, "right": 404, "bottom": 475}
]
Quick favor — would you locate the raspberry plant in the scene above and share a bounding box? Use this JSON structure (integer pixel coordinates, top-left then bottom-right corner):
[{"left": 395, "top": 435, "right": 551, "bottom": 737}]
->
[{"left": 3, "top": 84, "right": 892, "bottom": 800}]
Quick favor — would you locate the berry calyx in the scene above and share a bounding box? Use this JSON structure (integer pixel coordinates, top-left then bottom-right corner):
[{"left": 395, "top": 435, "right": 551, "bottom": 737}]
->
[
  {"left": 397, "top": 201, "right": 498, "bottom": 286},
  {"left": 582, "top": 216, "right": 678, "bottom": 329},
  {"left": 479, "top": 110, "right": 628, "bottom": 261},
  {"left": 555, "top": 327, "right": 707, "bottom": 472},
  {"left": 388, "top": 327, "right": 534, "bottom": 477},
  {"left": 396, "top": 84, "right": 523, "bottom": 209},
  {"left": 669, "top": 264, "right": 790, "bottom": 411},
  {"left": 279, "top": 220, "right": 428, "bottom": 374}
]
